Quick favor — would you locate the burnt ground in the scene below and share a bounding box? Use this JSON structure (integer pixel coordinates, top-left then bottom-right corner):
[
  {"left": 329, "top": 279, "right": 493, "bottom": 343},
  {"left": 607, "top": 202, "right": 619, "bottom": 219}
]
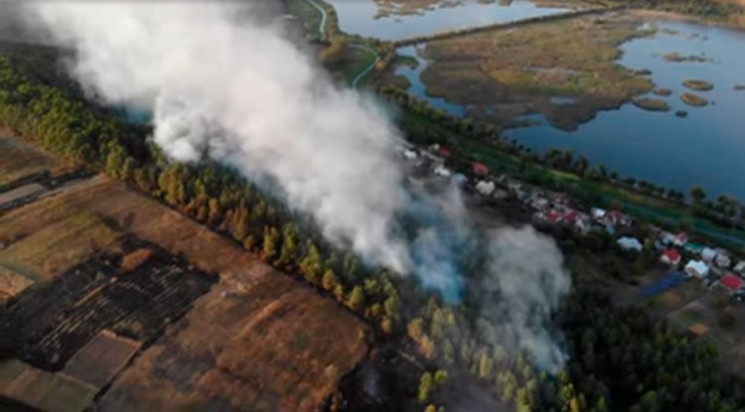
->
[{"left": 3, "top": 235, "right": 214, "bottom": 371}]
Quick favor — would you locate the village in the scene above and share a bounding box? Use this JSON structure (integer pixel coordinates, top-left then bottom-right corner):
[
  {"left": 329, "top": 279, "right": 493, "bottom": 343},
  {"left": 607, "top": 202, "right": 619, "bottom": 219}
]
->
[{"left": 396, "top": 141, "right": 745, "bottom": 306}]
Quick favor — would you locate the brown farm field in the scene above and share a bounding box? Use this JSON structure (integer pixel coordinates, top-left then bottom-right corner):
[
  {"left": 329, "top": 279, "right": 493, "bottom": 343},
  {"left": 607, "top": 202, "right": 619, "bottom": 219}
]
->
[
  {"left": 2, "top": 146, "right": 370, "bottom": 411},
  {"left": 0, "top": 133, "right": 73, "bottom": 186}
]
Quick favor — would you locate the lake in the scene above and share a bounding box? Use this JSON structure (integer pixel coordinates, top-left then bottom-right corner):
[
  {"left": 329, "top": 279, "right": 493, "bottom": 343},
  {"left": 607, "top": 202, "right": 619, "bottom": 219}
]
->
[
  {"left": 326, "top": 0, "right": 573, "bottom": 41},
  {"left": 394, "top": 20, "right": 745, "bottom": 201}
]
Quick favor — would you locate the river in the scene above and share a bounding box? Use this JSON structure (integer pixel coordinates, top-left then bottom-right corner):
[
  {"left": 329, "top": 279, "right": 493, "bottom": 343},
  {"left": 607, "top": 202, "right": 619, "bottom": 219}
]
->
[{"left": 325, "top": 0, "right": 574, "bottom": 41}]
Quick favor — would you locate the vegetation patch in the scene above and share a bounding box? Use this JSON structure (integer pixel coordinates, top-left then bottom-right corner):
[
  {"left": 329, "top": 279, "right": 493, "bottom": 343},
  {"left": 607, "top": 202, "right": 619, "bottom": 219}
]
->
[
  {"left": 661, "top": 51, "right": 711, "bottom": 63},
  {"left": 406, "top": 12, "right": 655, "bottom": 130},
  {"left": 632, "top": 97, "right": 670, "bottom": 111},
  {"left": 683, "top": 78, "right": 714, "bottom": 91},
  {"left": 653, "top": 87, "right": 672, "bottom": 96},
  {"left": 734, "top": 84, "right": 745, "bottom": 91},
  {"left": 680, "top": 92, "right": 709, "bottom": 106}
]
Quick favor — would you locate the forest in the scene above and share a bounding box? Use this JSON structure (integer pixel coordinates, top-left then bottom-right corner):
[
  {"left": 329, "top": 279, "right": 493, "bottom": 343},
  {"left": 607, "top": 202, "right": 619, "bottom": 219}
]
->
[{"left": 1, "top": 45, "right": 745, "bottom": 411}]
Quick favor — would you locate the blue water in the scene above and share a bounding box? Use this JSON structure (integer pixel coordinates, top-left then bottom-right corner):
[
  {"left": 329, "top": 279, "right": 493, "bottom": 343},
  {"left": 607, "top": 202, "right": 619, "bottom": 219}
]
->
[
  {"left": 395, "top": 20, "right": 745, "bottom": 201},
  {"left": 326, "top": 0, "right": 573, "bottom": 41},
  {"left": 507, "top": 20, "right": 745, "bottom": 201},
  {"left": 396, "top": 45, "right": 466, "bottom": 116}
]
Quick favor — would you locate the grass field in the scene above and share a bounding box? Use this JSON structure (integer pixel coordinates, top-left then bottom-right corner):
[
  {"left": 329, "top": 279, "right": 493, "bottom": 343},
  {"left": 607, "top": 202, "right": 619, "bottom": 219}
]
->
[
  {"left": 287, "top": 0, "right": 324, "bottom": 39},
  {"left": 406, "top": 11, "right": 655, "bottom": 130}
]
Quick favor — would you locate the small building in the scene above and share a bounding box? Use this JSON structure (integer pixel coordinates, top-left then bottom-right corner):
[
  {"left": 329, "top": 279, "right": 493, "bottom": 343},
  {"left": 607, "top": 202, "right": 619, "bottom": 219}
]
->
[
  {"left": 617, "top": 237, "right": 643, "bottom": 252},
  {"left": 715, "top": 250, "right": 732, "bottom": 269},
  {"left": 660, "top": 232, "right": 677, "bottom": 246},
  {"left": 591, "top": 207, "right": 606, "bottom": 221},
  {"left": 683, "top": 242, "right": 704, "bottom": 255},
  {"left": 606, "top": 210, "right": 624, "bottom": 225},
  {"left": 438, "top": 147, "right": 451, "bottom": 158},
  {"left": 433, "top": 165, "right": 451, "bottom": 178},
  {"left": 660, "top": 249, "right": 682, "bottom": 266},
  {"left": 720, "top": 273, "right": 743, "bottom": 294},
  {"left": 472, "top": 162, "right": 489, "bottom": 176},
  {"left": 701, "top": 247, "right": 718, "bottom": 262},
  {"left": 403, "top": 149, "right": 418, "bottom": 160},
  {"left": 734, "top": 261, "right": 745, "bottom": 274},
  {"left": 531, "top": 197, "right": 549, "bottom": 210},
  {"left": 475, "top": 180, "right": 496, "bottom": 196},
  {"left": 685, "top": 260, "right": 709, "bottom": 278},
  {"left": 547, "top": 209, "right": 562, "bottom": 224},
  {"left": 675, "top": 232, "right": 689, "bottom": 246}
]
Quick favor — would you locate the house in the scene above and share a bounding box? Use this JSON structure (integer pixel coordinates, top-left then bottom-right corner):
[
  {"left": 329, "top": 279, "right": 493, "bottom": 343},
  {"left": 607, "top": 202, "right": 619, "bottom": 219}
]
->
[
  {"left": 591, "top": 207, "right": 606, "bottom": 221},
  {"left": 475, "top": 180, "right": 496, "bottom": 196},
  {"left": 531, "top": 197, "right": 549, "bottom": 210},
  {"left": 661, "top": 232, "right": 677, "bottom": 246},
  {"left": 434, "top": 165, "right": 451, "bottom": 178},
  {"left": 617, "top": 237, "right": 643, "bottom": 252},
  {"left": 734, "top": 261, "right": 745, "bottom": 274},
  {"left": 472, "top": 162, "right": 489, "bottom": 176},
  {"left": 683, "top": 242, "right": 704, "bottom": 255},
  {"left": 701, "top": 247, "right": 718, "bottom": 262},
  {"left": 403, "top": 149, "right": 418, "bottom": 160},
  {"left": 675, "top": 232, "right": 689, "bottom": 246},
  {"left": 547, "top": 209, "right": 562, "bottom": 224},
  {"left": 685, "top": 260, "right": 710, "bottom": 278},
  {"left": 660, "top": 249, "right": 682, "bottom": 266},
  {"left": 715, "top": 250, "right": 732, "bottom": 269},
  {"left": 438, "top": 147, "right": 451, "bottom": 158},
  {"left": 606, "top": 210, "right": 625, "bottom": 225},
  {"left": 719, "top": 273, "right": 743, "bottom": 294},
  {"left": 563, "top": 210, "right": 580, "bottom": 225}
]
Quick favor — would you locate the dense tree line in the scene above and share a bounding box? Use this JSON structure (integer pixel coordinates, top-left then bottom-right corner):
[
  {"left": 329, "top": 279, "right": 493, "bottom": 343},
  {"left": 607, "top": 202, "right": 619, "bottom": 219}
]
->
[{"left": 2, "top": 50, "right": 745, "bottom": 411}]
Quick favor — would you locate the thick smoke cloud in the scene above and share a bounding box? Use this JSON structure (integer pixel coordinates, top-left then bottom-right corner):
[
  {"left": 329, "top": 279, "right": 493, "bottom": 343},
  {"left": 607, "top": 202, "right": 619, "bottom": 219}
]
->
[{"left": 24, "top": 2, "right": 570, "bottom": 370}]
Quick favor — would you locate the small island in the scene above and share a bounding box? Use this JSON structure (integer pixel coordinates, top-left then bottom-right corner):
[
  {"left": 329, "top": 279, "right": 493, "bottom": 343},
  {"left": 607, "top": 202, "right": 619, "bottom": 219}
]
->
[
  {"left": 735, "top": 84, "right": 745, "bottom": 91},
  {"left": 675, "top": 110, "right": 688, "bottom": 118},
  {"left": 680, "top": 92, "right": 709, "bottom": 107},
  {"left": 662, "top": 52, "right": 710, "bottom": 63},
  {"left": 653, "top": 88, "right": 672, "bottom": 96},
  {"left": 633, "top": 97, "right": 670, "bottom": 112},
  {"left": 682, "top": 79, "right": 714, "bottom": 91}
]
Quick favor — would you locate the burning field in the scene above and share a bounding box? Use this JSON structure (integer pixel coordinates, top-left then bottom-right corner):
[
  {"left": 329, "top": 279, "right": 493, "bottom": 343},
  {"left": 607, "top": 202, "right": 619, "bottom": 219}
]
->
[{"left": 2, "top": 158, "right": 370, "bottom": 411}]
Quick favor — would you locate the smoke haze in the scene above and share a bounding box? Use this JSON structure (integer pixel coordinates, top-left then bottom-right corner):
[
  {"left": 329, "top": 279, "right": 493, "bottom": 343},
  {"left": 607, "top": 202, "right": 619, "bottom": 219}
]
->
[{"left": 23, "top": 1, "right": 570, "bottom": 370}]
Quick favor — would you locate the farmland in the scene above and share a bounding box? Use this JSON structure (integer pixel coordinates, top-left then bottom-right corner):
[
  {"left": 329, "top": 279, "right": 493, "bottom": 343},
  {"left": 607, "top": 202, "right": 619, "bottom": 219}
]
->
[{"left": 1, "top": 137, "right": 370, "bottom": 412}]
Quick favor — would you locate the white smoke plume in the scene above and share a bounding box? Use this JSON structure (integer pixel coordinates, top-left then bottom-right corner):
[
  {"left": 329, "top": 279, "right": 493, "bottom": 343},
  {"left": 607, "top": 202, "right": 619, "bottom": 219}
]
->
[{"left": 22, "top": 2, "right": 570, "bottom": 370}]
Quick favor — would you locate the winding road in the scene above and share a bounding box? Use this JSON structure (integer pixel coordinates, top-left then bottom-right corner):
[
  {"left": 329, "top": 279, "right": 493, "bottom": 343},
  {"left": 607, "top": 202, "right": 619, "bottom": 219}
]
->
[
  {"left": 302, "top": 0, "right": 378, "bottom": 90},
  {"left": 304, "top": 0, "right": 327, "bottom": 40}
]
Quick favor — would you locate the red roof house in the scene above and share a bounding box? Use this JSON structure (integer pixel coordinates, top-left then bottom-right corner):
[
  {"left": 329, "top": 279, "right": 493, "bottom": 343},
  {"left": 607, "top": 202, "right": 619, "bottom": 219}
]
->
[
  {"left": 720, "top": 273, "right": 742, "bottom": 292},
  {"left": 472, "top": 162, "right": 489, "bottom": 176},
  {"left": 606, "top": 210, "right": 624, "bottom": 225},
  {"left": 547, "top": 210, "right": 562, "bottom": 224},
  {"left": 438, "top": 147, "right": 451, "bottom": 158},
  {"left": 660, "top": 249, "right": 681, "bottom": 265},
  {"left": 675, "top": 232, "right": 689, "bottom": 246},
  {"left": 563, "top": 210, "right": 579, "bottom": 224}
]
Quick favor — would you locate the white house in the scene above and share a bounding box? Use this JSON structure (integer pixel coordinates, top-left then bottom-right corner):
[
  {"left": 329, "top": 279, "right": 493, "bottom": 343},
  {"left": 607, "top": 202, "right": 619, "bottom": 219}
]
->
[
  {"left": 403, "top": 149, "right": 418, "bottom": 160},
  {"left": 715, "top": 251, "right": 732, "bottom": 269},
  {"left": 617, "top": 237, "right": 643, "bottom": 252},
  {"left": 660, "top": 232, "right": 677, "bottom": 246},
  {"left": 476, "top": 180, "right": 496, "bottom": 196},
  {"left": 701, "top": 247, "right": 718, "bottom": 262},
  {"left": 685, "top": 260, "right": 710, "bottom": 278},
  {"left": 734, "top": 261, "right": 745, "bottom": 274},
  {"left": 434, "top": 165, "right": 451, "bottom": 178},
  {"left": 591, "top": 207, "right": 606, "bottom": 221}
]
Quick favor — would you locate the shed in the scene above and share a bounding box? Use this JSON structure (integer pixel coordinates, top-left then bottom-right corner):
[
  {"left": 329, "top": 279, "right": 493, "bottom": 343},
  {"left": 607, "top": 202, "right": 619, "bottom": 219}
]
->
[
  {"left": 720, "top": 273, "right": 742, "bottom": 293},
  {"left": 660, "top": 249, "right": 681, "bottom": 266},
  {"left": 701, "top": 247, "right": 717, "bottom": 262},
  {"left": 472, "top": 162, "right": 489, "bottom": 176},
  {"left": 617, "top": 237, "right": 643, "bottom": 252},
  {"left": 684, "top": 260, "right": 709, "bottom": 278}
]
